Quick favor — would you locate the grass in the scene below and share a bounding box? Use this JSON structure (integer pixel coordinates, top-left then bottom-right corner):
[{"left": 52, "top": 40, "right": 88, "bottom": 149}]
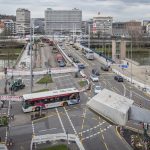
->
[
  {"left": 41, "top": 144, "right": 69, "bottom": 150},
  {"left": 0, "top": 116, "right": 8, "bottom": 126},
  {"left": 37, "top": 75, "right": 53, "bottom": 84},
  {"left": 78, "top": 80, "right": 88, "bottom": 87},
  {"left": 33, "top": 89, "right": 49, "bottom": 93}
]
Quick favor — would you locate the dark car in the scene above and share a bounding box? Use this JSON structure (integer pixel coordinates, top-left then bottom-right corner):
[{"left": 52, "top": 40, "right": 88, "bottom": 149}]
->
[
  {"left": 101, "top": 65, "right": 109, "bottom": 71},
  {"left": 114, "top": 75, "right": 123, "bottom": 82},
  {"left": 59, "top": 61, "right": 66, "bottom": 67},
  {"left": 92, "top": 68, "right": 100, "bottom": 76},
  {"left": 78, "top": 63, "right": 85, "bottom": 70}
]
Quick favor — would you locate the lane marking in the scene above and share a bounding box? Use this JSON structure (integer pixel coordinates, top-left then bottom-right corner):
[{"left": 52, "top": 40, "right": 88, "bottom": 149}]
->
[
  {"left": 32, "top": 121, "right": 35, "bottom": 136},
  {"left": 64, "top": 107, "right": 78, "bottom": 135},
  {"left": 52, "top": 74, "right": 71, "bottom": 79},
  {"left": 80, "top": 108, "right": 87, "bottom": 140},
  {"left": 56, "top": 108, "right": 66, "bottom": 133},
  {"left": 79, "top": 121, "right": 105, "bottom": 134},
  {"left": 104, "top": 143, "right": 109, "bottom": 150}
]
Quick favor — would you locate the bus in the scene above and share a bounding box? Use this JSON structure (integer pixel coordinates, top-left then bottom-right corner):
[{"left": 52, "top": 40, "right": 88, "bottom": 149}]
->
[
  {"left": 22, "top": 88, "right": 80, "bottom": 112},
  {"left": 82, "top": 47, "right": 94, "bottom": 60}
]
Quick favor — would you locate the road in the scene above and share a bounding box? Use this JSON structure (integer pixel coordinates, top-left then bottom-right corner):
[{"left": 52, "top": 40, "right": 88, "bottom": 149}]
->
[{"left": 0, "top": 42, "right": 150, "bottom": 150}]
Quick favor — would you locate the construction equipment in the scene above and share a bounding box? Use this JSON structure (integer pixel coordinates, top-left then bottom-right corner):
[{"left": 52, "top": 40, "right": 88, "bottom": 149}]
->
[{"left": 9, "top": 79, "right": 25, "bottom": 92}]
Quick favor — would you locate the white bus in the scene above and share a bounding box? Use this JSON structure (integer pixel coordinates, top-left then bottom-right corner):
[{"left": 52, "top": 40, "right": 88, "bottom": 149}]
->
[
  {"left": 22, "top": 88, "right": 80, "bottom": 113},
  {"left": 82, "top": 47, "right": 94, "bottom": 60}
]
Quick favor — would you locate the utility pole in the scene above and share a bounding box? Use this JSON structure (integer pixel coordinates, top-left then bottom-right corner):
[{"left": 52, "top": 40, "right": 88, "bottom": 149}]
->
[
  {"left": 30, "top": 23, "right": 33, "bottom": 93},
  {"left": 88, "top": 24, "right": 90, "bottom": 49}
]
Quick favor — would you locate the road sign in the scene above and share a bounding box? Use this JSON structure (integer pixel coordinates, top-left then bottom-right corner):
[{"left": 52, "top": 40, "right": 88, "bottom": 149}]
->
[
  {"left": 0, "top": 95, "right": 21, "bottom": 101},
  {"left": 120, "top": 65, "right": 128, "bottom": 69}
]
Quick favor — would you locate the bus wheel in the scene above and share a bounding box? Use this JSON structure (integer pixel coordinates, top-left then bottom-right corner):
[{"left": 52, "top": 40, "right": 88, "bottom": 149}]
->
[
  {"left": 35, "top": 107, "right": 40, "bottom": 111},
  {"left": 63, "top": 102, "right": 68, "bottom": 107}
]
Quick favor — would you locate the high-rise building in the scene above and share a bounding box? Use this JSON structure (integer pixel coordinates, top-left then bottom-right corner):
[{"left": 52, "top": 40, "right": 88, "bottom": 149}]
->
[
  {"left": 16, "top": 8, "right": 30, "bottom": 35},
  {"left": 45, "top": 8, "right": 82, "bottom": 35},
  {"left": 93, "top": 13, "right": 113, "bottom": 35}
]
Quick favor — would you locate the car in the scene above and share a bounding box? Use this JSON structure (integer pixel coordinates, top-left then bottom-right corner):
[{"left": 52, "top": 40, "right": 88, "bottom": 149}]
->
[
  {"left": 78, "top": 63, "right": 85, "bottom": 70},
  {"left": 90, "top": 74, "right": 99, "bottom": 82},
  {"left": 101, "top": 65, "right": 109, "bottom": 71},
  {"left": 61, "top": 47, "right": 65, "bottom": 50},
  {"left": 94, "top": 85, "right": 102, "bottom": 94},
  {"left": 67, "top": 53, "right": 72, "bottom": 57},
  {"left": 114, "top": 75, "right": 123, "bottom": 82},
  {"left": 92, "top": 68, "right": 100, "bottom": 76},
  {"left": 59, "top": 61, "right": 66, "bottom": 67},
  {"left": 73, "top": 57, "right": 80, "bottom": 63}
]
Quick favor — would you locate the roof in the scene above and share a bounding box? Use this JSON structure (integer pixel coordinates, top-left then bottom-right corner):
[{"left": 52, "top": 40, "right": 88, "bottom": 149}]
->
[
  {"left": 23, "top": 88, "right": 79, "bottom": 100},
  {"left": 90, "top": 89, "right": 133, "bottom": 113}
]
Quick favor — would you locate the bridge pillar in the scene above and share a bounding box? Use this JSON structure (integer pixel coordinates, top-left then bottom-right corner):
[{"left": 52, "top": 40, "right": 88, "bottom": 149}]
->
[
  {"left": 120, "top": 38, "right": 126, "bottom": 60},
  {"left": 112, "top": 39, "right": 116, "bottom": 60}
]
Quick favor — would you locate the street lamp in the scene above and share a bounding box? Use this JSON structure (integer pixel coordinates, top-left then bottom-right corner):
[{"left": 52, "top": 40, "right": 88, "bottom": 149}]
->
[{"left": 21, "top": 22, "right": 39, "bottom": 93}]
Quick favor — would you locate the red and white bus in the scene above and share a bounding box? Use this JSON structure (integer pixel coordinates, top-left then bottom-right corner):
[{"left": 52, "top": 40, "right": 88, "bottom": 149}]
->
[{"left": 22, "top": 88, "right": 80, "bottom": 112}]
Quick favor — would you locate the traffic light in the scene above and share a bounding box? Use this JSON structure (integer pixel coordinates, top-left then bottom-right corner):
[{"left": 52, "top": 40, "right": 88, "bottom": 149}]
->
[{"left": 4, "top": 67, "right": 7, "bottom": 75}]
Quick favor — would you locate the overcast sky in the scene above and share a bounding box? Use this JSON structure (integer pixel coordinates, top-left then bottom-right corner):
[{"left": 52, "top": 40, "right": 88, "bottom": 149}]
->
[{"left": 0, "top": 0, "right": 150, "bottom": 21}]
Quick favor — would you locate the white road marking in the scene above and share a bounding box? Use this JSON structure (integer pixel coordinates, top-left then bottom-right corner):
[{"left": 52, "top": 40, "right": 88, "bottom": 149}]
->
[
  {"left": 64, "top": 107, "right": 78, "bottom": 135},
  {"left": 79, "top": 121, "right": 105, "bottom": 134},
  {"left": 52, "top": 74, "right": 71, "bottom": 79},
  {"left": 81, "top": 124, "right": 112, "bottom": 141},
  {"left": 56, "top": 108, "right": 66, "bottom": 133}
]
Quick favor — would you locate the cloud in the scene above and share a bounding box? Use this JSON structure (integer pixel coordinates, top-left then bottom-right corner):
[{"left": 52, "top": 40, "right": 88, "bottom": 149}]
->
[{"left": 0, "top": 0, "right": 149, "bottom": 21}]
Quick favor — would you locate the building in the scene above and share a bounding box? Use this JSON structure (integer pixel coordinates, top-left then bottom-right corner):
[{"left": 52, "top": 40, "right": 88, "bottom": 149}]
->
[
  {"left": 45, "top": 8, "right": 82, "bottom": 35},
  {"left": 143, "top": 20, "right": 150, "bottom": 34},
  {"left": 1, "top": 19, "right": 16, "bottom": 35},
  {"left": 92, "top": 13, "right": 113, "bottom": 35},
  {"left": 112, "top": 21, "right": 142, "bottom": 37},
  {"left": 16, "top": 8, "right": 30, "bottom": 35},
  {"left": 32, "top": 18, "right": 45, "bottom": 34}
]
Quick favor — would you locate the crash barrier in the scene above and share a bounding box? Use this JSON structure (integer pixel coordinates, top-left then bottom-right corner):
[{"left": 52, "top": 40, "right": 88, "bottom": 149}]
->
[
  {"left": 6, "top": 67, "right": 78, "bottom": 76},
  {"left": 112, "top": 68, "right": 150, "bottom": 96},
  {"left": 30, "top": 133, "right": 85, "bottom": 150},
  {"left": 56, "top": 44, "right": 78, "bottom": 68}
]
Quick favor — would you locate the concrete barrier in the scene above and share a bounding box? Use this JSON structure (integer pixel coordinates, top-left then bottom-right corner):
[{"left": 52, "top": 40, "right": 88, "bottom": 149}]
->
[{"left": 30, "top": 133, "right": 85, "bottom": 150}]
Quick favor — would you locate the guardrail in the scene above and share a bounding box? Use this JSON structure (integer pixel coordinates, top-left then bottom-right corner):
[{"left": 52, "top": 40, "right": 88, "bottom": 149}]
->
[
  {"left": 112, "top": 68, "right": 150, "bottom": 96},
  {"left": 30, "top": 133, "right": 85, "bottom": 150}
]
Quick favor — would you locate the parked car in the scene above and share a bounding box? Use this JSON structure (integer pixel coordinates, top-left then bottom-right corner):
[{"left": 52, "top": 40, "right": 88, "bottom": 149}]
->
[
  {"left": 101, "top": 65, "right": 109, "bottom": 71},
  {"left": 114, "top": 75, "right": 123, "bottom": 82},
  {"left": 59, "top": 61, "right": 66, "bottom": 67},
  {"left": 90, "top": 74, "right": 99, "bottom": 82},
  {"left": 92, "top": 68, "right": 100, "bottom": 76},
  {"left": 78, "top": 63, "right": 85, "bottom": 70},
  {"left": 94, "top": 85, "right": 102, "bottom": 94}
]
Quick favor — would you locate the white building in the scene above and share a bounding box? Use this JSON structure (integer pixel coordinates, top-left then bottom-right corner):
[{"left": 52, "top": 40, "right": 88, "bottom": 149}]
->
[
  {"left": 16, "top": 8, "right": 30, "bottom": 35},
  {"left": 45, "top": 8, "right": 82, "bottom": 35},
  {"left": 93, "top": 13, "right": 113, "bottom": 35}
]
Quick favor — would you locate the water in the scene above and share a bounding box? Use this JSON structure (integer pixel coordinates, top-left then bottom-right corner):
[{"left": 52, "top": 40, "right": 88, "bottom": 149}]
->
[{"left": 127, "top": 51, "right": 150, "bottom": 65}]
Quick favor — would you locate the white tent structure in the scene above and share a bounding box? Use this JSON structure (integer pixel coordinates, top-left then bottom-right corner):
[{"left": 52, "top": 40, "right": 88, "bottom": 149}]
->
[{"left": 87, "top": 89, "right": 150, "bottom": 126}]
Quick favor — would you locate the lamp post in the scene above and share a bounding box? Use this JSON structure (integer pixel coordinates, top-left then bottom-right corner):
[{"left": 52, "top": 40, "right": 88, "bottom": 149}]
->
[{"left": 88, "top": 24, "right": 90, "bottom": 48}]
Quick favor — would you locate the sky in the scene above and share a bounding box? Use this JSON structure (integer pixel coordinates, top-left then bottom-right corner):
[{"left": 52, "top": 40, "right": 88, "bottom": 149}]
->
[{"left": 0, "top": 0, "right": 150, "bottom": 21}]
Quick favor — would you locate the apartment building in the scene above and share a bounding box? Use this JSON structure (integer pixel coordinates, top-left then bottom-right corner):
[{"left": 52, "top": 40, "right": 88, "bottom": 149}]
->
[{"left": 16, "top": 8, "right": 30, "bottom": 35}]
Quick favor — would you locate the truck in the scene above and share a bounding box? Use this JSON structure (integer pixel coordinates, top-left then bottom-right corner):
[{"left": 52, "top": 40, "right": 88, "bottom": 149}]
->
[
  {"left": 55, "top": 54, "right": 64, "bottom": 62},
  {"left": 9, "top": 79, "right": 25, "bottom": 92}
]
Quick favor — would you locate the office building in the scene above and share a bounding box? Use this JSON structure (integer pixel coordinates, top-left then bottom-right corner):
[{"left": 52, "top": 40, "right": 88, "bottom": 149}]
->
[
  {"left": 93, "top": 13, "right": 113, "bottom": 35},
  {"left": 16, "top": 8, "right": 30, "bottom": 35},
  {"left": 45, "top": 8, "right": 82, "bottom": 35}
]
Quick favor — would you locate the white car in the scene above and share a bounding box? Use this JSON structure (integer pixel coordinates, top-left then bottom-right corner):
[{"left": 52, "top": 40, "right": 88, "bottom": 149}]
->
[
  {"left": 90, "top": 74, "right": 99, "bottom": 82},
  {"left": 94, "top": 85, "right": 102, "bottom": 94}
]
